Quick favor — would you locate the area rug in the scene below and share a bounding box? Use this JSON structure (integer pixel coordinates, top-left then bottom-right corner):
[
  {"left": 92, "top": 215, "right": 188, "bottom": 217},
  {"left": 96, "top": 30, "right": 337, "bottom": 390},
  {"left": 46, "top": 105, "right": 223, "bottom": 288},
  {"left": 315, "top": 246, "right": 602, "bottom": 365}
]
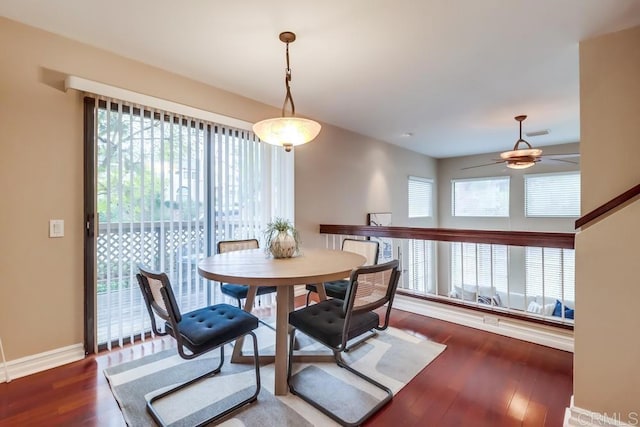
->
[{"left": 104, "top": 325, "right": 446, "bottom": 426}]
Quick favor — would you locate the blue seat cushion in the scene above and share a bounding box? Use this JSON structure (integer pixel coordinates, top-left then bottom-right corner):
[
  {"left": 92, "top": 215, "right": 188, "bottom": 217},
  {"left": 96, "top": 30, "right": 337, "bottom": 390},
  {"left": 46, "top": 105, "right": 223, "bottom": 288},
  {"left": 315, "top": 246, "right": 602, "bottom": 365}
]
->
[
  {"left": 552, "top": 299, "right": 575, "bottom": 320},
  {"left": 221, "top": 283, "right": 277, "bottom": 300},
  {"left": 289, "top": 299, "right": 379, "bottom": 348},
  {"left": 305, "top": 280, "right": 348, "bottom": 299},
  {"left": 166, "top": 304, "right": 258, "bottom": 353}
]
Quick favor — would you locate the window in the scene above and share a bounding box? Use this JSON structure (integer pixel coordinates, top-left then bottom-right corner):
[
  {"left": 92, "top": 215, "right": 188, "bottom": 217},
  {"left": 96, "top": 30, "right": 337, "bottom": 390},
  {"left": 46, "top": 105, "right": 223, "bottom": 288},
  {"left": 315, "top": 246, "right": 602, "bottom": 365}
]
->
[
  {"left": 91, "top": 98, "right": 293, "bottom": 348},
  {"left": 452, "top": 177, "right": 509, "bottom": 217},
  {"left": 408, "top": 176, "right": 433, "bottom": 218},
  {"left": 406, "top": 239, "right": 435, "bottom": 294},
  {"left": 451, "top": 242, "right": 509, "bottom": 295},
  {"left": 525, "top": 247, "right": 575, "bottom": 304},
  {"left": 525, "top": 172, "right": 580, "bottom": 217}
]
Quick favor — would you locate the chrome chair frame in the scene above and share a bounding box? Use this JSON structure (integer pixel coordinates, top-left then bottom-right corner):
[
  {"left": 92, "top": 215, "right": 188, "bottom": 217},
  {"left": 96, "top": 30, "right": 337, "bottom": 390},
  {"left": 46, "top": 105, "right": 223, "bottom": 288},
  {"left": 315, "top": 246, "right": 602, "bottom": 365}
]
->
[
  {"left": 137, "top": 265, "right": 261, "bottom": 427},
  {"left": 287, "top": 260, "right": 401, "bottom": 427}
]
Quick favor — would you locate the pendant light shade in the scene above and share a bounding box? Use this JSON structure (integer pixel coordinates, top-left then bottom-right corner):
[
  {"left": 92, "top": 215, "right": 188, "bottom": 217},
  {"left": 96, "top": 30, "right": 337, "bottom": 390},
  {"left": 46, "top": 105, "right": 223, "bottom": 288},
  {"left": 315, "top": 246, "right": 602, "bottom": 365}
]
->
[
  {"left": 253, "top": 31, "right": 321, "bottom": 152},
  {"left": 253, "top": 117, "right": 321, "bottom": 151}
]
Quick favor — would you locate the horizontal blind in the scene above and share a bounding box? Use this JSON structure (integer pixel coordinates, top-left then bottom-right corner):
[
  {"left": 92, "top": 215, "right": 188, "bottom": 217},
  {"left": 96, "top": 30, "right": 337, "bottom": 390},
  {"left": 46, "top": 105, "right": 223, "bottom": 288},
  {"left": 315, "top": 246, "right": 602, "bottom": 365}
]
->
[
  {"left": 408, "top": 176, "right": 433, "bottom": 218},
  {"left": 451, "top": 242, "right": 508, "bottom": 294},
  {"left": 452, "top": 177, "right": 510, "bottom": 217},
  {"left": 525, "top": 172, "right": 580, "bottom": 217},
  {"left": 525, "top": 247, "right": 575, "bottom": 303},
  {"left": 406, "top": 239, "right": 435, "bottom": 294}
]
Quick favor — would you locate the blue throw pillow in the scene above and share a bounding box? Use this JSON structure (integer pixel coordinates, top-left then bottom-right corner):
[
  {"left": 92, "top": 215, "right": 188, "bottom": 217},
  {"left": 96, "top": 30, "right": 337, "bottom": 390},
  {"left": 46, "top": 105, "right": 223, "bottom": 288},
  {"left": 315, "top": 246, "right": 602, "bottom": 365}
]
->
[
  {"left": 552, "top": 300, "right": 574, "bottom": 319},
  {"left": 565, "top": 307, "right": 575, "bottom": 319}
]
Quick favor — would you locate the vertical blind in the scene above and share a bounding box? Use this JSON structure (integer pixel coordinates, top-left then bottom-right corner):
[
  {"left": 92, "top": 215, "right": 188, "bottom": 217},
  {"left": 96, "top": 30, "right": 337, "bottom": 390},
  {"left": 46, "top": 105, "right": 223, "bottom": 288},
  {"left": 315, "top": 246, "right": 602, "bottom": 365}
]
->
[
  {"left": 525, "top": 172, "right": 580, "bottom": 217},
  {"left": 94, "top": 97, "right": 293, "bottom": 349}
]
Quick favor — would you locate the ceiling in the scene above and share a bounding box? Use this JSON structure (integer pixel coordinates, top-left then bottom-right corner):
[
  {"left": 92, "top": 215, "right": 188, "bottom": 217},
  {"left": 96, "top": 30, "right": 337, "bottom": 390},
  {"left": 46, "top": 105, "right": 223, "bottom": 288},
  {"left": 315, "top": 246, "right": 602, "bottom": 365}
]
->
[{"left": 2, "top": 1, "right": 640, "bottom": 158}]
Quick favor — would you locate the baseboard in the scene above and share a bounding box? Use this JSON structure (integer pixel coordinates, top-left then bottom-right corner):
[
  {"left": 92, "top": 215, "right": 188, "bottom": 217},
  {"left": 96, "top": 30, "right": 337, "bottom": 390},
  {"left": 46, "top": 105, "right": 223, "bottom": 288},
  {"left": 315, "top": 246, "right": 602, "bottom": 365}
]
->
[
  {"left": 564, "top": 396, "right": 637, "bottom": 426},
  {"left": 394, "top": 294, "right": 574, "bottom": 352},
  {"left": 0, "top": 343, "right": 85, "bottom": 383}
]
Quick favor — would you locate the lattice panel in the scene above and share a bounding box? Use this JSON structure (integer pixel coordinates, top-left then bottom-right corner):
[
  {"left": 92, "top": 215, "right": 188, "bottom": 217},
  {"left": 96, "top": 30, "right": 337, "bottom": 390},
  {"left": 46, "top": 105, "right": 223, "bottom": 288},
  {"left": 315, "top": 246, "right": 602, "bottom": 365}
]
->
[{"left": 97, "top": 224, "right": 205, "bottom": 283}]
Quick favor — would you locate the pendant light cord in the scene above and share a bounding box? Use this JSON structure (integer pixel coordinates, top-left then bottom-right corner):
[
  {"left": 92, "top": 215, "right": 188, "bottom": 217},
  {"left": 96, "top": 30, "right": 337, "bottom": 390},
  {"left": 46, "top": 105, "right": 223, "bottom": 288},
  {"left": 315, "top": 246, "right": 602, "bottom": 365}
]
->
[{"left": 281, "top": 41, "right": 296, "bottom": 117}]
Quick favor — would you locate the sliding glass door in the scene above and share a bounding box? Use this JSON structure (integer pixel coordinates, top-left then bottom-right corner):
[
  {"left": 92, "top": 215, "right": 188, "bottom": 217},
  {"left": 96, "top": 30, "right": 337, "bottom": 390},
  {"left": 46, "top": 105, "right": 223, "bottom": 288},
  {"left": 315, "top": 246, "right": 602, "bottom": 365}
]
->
[{"left": 84, "top": 97, "right": 293, "bottom": 352}]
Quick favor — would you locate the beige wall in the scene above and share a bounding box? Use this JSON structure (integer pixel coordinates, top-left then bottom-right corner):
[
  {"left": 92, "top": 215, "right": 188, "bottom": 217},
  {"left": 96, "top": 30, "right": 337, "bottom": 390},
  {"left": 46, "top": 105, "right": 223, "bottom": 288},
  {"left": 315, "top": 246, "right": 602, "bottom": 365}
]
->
[
  {"left": 438, "top": 142, "right": 580, "bottom": 232},
  {"left": 0, "top": 16, "right": 273, "bottom": 361},
  {"left": 575, "top": 25, "right": 640, "bottom": 421},
  {"left": 0, "top": 17, "right": 436, "bottom": 361},
  {"left": 436, "top": 143, "right": 580, "bottom": 295},
  {"left": 295, "top": 126, "right": 437, "bottom": 250}
]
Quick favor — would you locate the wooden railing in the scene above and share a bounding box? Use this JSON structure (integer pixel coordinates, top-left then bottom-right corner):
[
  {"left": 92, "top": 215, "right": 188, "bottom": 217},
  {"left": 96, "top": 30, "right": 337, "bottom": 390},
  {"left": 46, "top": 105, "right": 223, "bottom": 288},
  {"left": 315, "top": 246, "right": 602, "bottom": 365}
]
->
[
  {"left": 319, "top": 224, "right": 575, "bottom": 249},
  {"left": 320, "top": 224, "right": 576, "bottom": 329},
  {"left": 575, "top": 183, "right": 640, "bottom": 229}
]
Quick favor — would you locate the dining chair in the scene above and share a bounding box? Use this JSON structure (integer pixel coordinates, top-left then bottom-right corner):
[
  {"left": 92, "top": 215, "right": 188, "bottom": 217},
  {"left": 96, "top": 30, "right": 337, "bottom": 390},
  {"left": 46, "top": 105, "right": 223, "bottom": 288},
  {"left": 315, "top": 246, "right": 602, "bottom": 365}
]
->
[
  {"left": 305, "top": 238, "right": 380, "bottom": 305},
  {"left": 136, "top": 265, "right": 261, "bottom": 426},
  {"left": 287, "top": 260, "right": 401, "bottom": 426},
  {"left": 217, "top": 239, "right": 278, "bottom": 330}
]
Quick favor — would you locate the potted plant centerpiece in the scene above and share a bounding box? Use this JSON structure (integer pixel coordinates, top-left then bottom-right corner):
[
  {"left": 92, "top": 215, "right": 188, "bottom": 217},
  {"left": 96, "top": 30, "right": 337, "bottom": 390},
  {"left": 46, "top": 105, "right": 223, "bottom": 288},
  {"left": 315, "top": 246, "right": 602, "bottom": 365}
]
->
[{"left": 264, "top": 218, "right": 300, "bottom": 258}]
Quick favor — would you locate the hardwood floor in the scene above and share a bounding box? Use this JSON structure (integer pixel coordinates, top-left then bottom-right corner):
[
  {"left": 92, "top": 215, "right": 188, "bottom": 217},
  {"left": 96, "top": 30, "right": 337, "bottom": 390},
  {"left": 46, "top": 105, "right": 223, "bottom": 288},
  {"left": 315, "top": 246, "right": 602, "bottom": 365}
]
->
[{"left": 0, "top": 306, "right": 573, "bottom": 426}]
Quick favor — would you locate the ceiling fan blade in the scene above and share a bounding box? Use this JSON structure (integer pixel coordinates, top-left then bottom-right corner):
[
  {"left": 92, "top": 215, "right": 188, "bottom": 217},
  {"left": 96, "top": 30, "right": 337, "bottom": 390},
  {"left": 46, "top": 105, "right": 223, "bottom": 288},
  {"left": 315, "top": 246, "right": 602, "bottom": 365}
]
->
[
  {"left": 540, "top": 153, "right": 580, "bottom": 159},
  {"left": 461, "top": 161, "right": 504, "bottom": 170},
  {"left": 546, "top": 158, "right": 579, "bottom": 165}
]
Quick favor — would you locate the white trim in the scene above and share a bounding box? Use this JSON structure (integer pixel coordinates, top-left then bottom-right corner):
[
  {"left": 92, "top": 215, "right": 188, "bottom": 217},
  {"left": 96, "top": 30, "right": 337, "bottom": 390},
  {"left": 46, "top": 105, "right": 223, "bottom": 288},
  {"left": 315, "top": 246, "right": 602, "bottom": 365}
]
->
[
  {"left": 394, "top": 294, "right": 574, "bottom": 352},
  {"left": 0, "top": 343, "right": 85, "bottom": 382},
  {"left": 564, "top": 396, "right": 636, "bottom": 426},
  {"left": 0, "top": 337, "right": 9, "bottom": 383},
  {"left": 64, "top": 75, "right": 253, "bottom": 131}
]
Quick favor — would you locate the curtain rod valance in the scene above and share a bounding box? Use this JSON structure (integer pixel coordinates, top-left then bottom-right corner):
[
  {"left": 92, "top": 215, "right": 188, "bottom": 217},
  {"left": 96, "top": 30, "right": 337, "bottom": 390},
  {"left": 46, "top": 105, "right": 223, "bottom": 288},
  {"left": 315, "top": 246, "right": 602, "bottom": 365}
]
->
[{"left": 64, "top": 75, "right": 252, "bottom": 131}]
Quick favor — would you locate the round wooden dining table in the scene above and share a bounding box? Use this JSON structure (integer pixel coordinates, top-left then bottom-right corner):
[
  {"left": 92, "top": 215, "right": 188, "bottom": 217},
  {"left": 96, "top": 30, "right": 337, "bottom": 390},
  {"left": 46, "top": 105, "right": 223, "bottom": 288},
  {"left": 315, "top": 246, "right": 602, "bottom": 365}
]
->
[{"left": 198, "top": 247, "right": 366, "bottom": 395}]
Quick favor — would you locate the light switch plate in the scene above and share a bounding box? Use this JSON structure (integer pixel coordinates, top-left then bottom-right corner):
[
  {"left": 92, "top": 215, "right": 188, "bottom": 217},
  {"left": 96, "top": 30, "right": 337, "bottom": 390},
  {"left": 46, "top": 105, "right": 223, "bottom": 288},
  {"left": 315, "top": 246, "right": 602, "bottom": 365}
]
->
[{"left": 49, "top": 219, "right": 64, "bottom": 238}]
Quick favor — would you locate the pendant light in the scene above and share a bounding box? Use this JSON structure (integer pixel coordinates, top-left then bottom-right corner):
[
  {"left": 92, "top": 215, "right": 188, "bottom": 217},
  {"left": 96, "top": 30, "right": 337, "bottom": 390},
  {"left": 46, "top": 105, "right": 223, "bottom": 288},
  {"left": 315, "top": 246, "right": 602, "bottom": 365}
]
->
[
  {"left": 252, "top": 31, "right": 321, "bottom": 152},
  {"left": 500, "top": 115, "right": 542, "bottom": 169}
]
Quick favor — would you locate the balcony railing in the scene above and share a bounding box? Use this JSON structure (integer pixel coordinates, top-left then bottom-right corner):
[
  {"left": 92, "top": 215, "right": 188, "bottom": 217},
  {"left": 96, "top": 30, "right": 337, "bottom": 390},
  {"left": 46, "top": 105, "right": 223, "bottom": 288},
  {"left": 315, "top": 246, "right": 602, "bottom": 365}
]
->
[
  {"left": 95, "top": 220, "right": 281, "bottom": 348},
  {"left": 96, "top": 221, "right": 209, "bottom": 348},
  {"left": 321, "top": 224, "right": 575, "bottom": 328}
]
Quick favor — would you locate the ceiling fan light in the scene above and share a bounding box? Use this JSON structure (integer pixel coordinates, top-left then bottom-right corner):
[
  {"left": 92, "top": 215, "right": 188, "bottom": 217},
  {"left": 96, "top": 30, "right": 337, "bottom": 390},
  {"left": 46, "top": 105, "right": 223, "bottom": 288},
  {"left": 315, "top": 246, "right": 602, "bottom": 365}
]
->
[
  {"left": 252, "top": 117, "right": 321, "bottom": 152},
  {"left": 500, "top": 148, "right": 543, "bottom": 160},
  {"left": 506, "top": 160, "right": 536, "bottom": 169}
]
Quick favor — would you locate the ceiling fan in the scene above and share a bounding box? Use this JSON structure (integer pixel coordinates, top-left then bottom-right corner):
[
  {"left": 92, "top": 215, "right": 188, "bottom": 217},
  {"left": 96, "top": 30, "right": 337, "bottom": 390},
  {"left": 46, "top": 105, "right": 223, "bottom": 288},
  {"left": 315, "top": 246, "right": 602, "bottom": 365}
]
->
[{"left": 462, "top": 115, "right": 579, "bottom": 170}]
